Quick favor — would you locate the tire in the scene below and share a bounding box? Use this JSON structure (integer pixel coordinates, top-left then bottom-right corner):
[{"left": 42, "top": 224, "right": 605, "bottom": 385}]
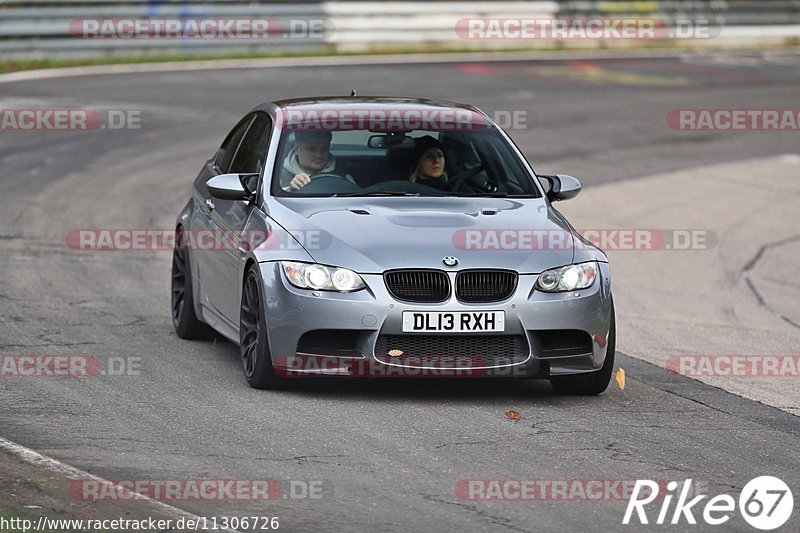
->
[
  {"left": 239, "top": 265, "right": 288, "bottom": 390},
  {"left": 171, "top": 227, "right": 215, "bottom": 340},
  {"left": 550, "top": 299, "right": 616, "bottom": 395}
]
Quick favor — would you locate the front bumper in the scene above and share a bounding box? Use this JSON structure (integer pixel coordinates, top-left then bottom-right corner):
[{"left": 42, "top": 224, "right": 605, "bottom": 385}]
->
[{"left": 260, "top": 262, "right": 613, "bottom": 378}]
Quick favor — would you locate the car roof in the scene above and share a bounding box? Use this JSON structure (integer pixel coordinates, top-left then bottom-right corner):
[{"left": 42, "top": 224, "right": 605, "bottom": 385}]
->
[{"left": 253, "top": 96, "right": 490, "bottom": 124}]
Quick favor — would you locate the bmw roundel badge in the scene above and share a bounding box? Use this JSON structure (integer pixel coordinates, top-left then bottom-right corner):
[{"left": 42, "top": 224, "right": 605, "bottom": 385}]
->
[{"left": 442, "top": 256, "right": 459, "bottom": 267}]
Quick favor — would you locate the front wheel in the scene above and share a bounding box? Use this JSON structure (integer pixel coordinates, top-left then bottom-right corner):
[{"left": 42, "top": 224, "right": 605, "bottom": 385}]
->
[
  {"left": 240, "top": 265, "right": 288, "bottom": 389},
  {"left": 171, "top": 227, "right": 214, "bottom": 340},
  {"left": 549, "top": 299, "right": 616, "bottom": 395}
]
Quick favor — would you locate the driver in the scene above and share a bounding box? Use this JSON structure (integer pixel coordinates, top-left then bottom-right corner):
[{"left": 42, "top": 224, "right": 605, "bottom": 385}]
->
[
  {"left": 281, "top": 131, "right": 355, "bottom": 192},
  {"left": 409, "top": 135, "right": 448, "bottom": 190}
]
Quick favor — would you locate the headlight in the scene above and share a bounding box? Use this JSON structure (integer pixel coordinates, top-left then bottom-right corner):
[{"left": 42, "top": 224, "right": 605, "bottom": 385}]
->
[
  {"left": 535, "top": 262, "right": 597, "bottom": 292},
  {"left": 281, "top": 261, "right": 366, "bottom": 292}
]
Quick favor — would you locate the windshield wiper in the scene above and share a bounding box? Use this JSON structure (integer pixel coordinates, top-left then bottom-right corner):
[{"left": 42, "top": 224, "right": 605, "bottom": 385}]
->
[
  {"left": 451, "top": 192, "right": 538, "bottom": 198},
  {"left": 334, "top": 191, "right": 428, "bottom": 197}
]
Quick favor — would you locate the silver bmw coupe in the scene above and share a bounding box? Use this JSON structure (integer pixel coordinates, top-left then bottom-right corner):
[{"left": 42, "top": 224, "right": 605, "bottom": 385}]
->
[{"left": 172, "top": 97, "right": 614, "bottom": 393}]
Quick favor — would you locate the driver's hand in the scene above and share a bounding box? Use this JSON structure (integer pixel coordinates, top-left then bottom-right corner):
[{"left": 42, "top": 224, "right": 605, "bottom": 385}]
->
[{"left": 288, "top": 173, "right": 311, "bottom": 191}]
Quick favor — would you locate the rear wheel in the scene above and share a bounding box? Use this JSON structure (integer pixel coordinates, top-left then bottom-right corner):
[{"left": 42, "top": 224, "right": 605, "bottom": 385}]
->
[
  {"left": 550, "top": 299, "right": 616, "bottom": 395},
  {"left": 171, "top": 227, "right": 214, "bottom": 340},
  {"left": 240, "top": 265, "right": 288, "bottom": 389}
]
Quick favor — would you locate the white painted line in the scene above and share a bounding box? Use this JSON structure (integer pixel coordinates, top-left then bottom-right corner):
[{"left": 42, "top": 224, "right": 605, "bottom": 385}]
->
[
  {"left": 0, "top": 436, "right": 239, "bottom": 532},
  {"left": 0, "top": 48, "right": 762, "bottom": 85}
]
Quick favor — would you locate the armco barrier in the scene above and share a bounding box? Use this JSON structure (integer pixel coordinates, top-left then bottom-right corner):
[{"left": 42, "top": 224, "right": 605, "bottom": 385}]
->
[
  {"left": 0, "top": 1, "right": 330, "bottom": 57},
  {"left": 0, "top": 1, "right": 798, "bottom": 60}
]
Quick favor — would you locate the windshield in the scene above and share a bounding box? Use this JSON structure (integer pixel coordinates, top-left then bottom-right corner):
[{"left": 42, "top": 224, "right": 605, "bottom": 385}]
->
[{"left": 271, "top": 127, "right": 541, "bottom": 198}]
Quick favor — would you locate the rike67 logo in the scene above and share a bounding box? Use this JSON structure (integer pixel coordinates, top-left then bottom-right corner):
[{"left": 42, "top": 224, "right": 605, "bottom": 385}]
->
[{"left": 624, "top": 477, "right": 793, "bottom": 530}]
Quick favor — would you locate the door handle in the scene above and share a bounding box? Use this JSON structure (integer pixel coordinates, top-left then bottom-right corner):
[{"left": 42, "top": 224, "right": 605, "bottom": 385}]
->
[{"left": 205, "top": 198, "right": 215, "bottom": 211}]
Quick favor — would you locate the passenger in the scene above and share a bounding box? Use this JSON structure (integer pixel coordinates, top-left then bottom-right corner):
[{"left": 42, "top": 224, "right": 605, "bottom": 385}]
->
[
  {"left": 281, "top": 131, "right": 354, "bottom": 191},
  {"left": 409, "top": 135, "right": 448, "bottom": 190}
]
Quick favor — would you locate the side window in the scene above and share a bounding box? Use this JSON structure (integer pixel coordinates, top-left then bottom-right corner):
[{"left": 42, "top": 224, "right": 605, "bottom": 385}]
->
[
  {"left": 230, "top": 114, "right": 271, "bottom": 178},
  {"left": 216, "top": 116, "right": 254, "bottom": 174}
]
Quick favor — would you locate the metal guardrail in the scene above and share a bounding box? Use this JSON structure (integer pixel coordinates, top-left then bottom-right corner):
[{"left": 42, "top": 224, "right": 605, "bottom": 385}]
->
[
  {"left": 1, "top": 1, "right": 799, "bottom": 59},
  {"left": 557, "top": 1, "right": 800, "bottom": 25},
  {"left": 0, "top": 1, "right": 329, "bottom": 56}
]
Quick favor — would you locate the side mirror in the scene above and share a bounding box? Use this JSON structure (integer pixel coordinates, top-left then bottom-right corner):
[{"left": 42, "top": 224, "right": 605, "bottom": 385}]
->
[
  {"left": 542, "top": 174, "right": 582, "bottom": 202},
  {"left": 206, "top": 173, "right": 257, "bottom": 201}
]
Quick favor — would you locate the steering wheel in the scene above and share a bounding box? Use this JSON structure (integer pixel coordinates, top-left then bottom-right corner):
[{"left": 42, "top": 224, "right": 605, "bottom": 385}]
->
[
  {"left": 310, "top": 172, "right": 348, "bottom": 181},
  {"left": 447, "top": 165, "right": 486, "bottom": 193},
  {"left": 296, "top": 173, "right": 361, "bottom": 194}
]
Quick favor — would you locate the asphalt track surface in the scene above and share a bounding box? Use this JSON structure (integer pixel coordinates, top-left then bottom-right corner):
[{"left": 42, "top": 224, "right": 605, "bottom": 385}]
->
[{"left": 1, "top": 51, "right": 799, "bottom": 532}]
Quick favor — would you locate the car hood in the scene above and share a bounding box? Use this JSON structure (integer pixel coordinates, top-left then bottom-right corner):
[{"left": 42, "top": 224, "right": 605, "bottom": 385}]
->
[{"left": 265, "top": 197, "right": 576, "bottom": 274}]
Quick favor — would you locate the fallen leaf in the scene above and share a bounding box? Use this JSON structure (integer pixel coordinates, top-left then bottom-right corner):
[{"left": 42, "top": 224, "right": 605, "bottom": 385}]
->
[
  {"left": 616, "top": 368, "right": 626, "bottom": 391},
  {"left": 505, "top": 410, "right": 521, "bottom": 420}
]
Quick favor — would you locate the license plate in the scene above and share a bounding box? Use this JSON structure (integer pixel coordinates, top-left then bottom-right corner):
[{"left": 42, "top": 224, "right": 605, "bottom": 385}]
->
[{"left": 402, "top": 311, "right": 505, "bottom": 333}]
